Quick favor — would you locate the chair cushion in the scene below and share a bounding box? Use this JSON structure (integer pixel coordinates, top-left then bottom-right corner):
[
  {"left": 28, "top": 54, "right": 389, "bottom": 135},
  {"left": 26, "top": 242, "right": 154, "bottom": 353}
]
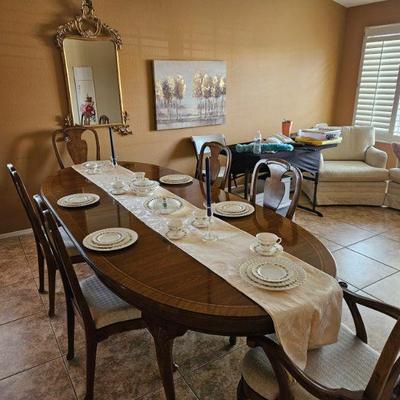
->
[
  {"left": 59, "top": 227, "right": 81, "bottom": 258},
  {"left": 319, "top": 161, "right": 388, "bottom": 182},
  {"left": 322, "top": 126, "right": 375, "bottom": 161},
  {"left": 241, "top": 325, "right": 379, "bottom": 399},
  {"left": 80, "top": 275, "right": 141, "bottom": 329},
  {"left": 390, "top": 168, "right": 400, "bottom": 183}
]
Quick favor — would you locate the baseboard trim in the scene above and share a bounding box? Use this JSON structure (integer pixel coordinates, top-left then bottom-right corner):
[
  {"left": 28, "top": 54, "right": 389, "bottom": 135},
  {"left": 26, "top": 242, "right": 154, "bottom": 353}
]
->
[{"left": 0, "top": 228, "right": 32, "bottom": 239}]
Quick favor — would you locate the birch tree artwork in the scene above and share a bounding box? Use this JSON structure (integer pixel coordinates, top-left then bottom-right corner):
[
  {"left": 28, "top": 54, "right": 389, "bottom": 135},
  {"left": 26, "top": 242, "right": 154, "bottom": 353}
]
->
[{"left": 153, "top": 60, "right": 226, "bottom": 130}]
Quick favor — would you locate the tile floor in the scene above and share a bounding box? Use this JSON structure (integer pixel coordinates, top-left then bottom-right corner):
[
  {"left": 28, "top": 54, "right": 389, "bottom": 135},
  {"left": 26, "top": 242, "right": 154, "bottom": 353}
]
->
[{"left": 0, "top": 205, "right": 399, "bottom": 399}]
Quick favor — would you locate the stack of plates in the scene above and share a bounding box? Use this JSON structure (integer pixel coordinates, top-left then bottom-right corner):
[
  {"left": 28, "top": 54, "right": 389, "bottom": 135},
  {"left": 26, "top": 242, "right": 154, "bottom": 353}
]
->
[
  {"left": 213, "top": 201, "right": 254, "bottom": 218},
  {"left": 159, "top": 174, "right": 193, "bottom": 185},
  {"left": 239, "top": 256, "right": 306, "bottom": 291},
  {"left": 57, "top": 193, "right": 100, "bottom": 208},
  {"left": 144, "top": 196, "right": 183, "bottom": 215},
  {"left": 83, "top": 228, "right": 138, "bottom": 251}
]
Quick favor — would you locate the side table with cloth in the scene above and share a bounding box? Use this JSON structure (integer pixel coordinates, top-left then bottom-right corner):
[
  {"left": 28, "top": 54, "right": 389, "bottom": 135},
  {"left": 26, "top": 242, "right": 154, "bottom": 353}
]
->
[{"left": 229, "top": 143, "right": 338, "bottom": 216}]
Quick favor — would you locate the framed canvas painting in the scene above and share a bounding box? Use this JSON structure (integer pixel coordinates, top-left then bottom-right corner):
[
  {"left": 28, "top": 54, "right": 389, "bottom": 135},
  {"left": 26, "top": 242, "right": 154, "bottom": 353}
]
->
[{"left": 153, "top": 60, "right": 226, "bottom": 130}]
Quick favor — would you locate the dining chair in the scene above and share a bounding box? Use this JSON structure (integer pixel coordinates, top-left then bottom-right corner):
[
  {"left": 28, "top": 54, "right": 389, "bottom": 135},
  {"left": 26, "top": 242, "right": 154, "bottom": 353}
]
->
[
  {"left": 237, "top": 282, "right": 400, "bottom": 400},
  {"left": 192, "top": 134, "right": 243, "bottom": 190},
  {"left": 36, "top": 198, "right": 146, "bottom": 400},
  {"left": 6, "top": 164, "right": 83, "bottom": 317},
  {"left": 249, "top": 159, "right": 302, "bottom": 220},
  {"left": 52, "top": 126, "right": 100, "bottom": 169},
  {"left": 196, "top": 141, "right": 232, "bottom": 190}
]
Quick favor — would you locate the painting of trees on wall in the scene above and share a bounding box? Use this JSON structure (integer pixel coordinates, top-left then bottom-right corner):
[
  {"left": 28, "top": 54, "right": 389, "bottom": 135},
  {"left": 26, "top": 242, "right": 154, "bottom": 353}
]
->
[{"left": 153, "top": 60, "right": 226, "bottom": 130}]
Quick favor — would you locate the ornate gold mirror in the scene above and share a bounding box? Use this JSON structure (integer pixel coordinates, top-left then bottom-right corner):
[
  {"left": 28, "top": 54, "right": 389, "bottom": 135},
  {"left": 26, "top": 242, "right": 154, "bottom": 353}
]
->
[{"left": 56, "top": 0, "right": 131, "bottom": 134}]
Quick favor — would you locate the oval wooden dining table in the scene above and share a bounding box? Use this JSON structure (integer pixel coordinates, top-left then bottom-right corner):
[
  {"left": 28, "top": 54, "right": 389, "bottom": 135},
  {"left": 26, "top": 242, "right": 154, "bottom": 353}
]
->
[{"left": 41, "top": 161, "right": 336, "bottom": 400}]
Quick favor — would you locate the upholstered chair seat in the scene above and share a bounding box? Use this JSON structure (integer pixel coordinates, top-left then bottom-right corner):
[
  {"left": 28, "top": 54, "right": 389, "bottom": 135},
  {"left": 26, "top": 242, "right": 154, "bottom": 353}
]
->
[
  {"left": 241, "top": 325, "right": 379, "bottom": 400},
  {"left": 390, "top": 168, "right": 400, "bottom": 183},
  {"left": 80, "top": 275, "right": 142, "bottom": 329}
]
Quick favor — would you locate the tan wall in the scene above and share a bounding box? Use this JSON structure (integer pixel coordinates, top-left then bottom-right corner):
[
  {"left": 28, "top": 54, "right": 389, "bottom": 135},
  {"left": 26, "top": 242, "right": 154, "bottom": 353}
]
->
[
  {"left": 0, "top": 0, "right": 346, "bottom": 234},
  {"left": 334, "top": 0, "right": 400, "bottom": 132}
]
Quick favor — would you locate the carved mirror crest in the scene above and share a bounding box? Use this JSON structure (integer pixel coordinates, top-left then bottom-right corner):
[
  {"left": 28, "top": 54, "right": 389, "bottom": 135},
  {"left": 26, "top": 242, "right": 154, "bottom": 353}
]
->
[{"left": 56, "top": 0, "right": 131, "bottom": 134}]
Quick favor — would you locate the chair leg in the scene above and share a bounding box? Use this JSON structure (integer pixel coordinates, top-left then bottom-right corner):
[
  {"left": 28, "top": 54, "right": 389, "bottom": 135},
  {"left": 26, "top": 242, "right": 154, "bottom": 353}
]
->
[
  {"left": 84, "top": 335, "right": 98, "bottom": 400},
  {"left": 36, "top": 241, "right": 45, "bottom": 294},
  {"left": 229, "top": 336, "right": 237, "bottom": 346},
  {"left": 47, "top": 264, "right": 56, "bottom": 318},
  {"left": 66, "top": 303, "right": 75, "bottom": 361}
]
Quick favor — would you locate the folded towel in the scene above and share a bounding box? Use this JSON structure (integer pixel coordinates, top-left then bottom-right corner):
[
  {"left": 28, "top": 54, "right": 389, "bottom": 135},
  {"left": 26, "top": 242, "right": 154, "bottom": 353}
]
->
[{"left": 235, "top": 143, "right": 294, "bottom": 153}]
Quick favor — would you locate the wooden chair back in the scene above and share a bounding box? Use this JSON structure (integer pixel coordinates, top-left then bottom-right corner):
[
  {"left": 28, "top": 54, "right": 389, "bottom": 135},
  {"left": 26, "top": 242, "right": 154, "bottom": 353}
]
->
[
  {"left": 191, "top": 134, "right": 226, "bottom": 160},
  {"left": 52, "top": 126, "right": 100, "bottom": 168},
  {"left": 34, "top": 197, "right": 95, "bottom": 331},
  {"left": 6, "top": 164, "right": 47, "bottom": 249},
  {"left": 367, "top": 317, "right": 400, "bottom": 399},
  {"left": 250, "top": 159, "right": 302, "bottom": 220},
  {"left": 196, "top": 141, "right": 232, "bottom": 190}
]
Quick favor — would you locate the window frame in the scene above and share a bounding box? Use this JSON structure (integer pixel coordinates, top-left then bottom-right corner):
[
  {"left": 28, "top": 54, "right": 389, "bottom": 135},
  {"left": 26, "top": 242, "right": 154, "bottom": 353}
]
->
[{"left": 352, "top": 23, "right": 400, "bottom": 143}]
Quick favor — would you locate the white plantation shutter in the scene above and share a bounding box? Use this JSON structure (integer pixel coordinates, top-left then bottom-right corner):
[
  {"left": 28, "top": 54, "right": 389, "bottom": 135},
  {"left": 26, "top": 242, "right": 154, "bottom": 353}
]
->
[{"left": 354, "top": 24, "right": 400, "bottom": 142}]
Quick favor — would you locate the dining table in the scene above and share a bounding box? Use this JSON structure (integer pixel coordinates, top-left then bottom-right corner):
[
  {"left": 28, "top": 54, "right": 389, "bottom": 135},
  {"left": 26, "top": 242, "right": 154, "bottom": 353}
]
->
[{"left": 41, "top": 161, "right": 337, "bottom": 400}]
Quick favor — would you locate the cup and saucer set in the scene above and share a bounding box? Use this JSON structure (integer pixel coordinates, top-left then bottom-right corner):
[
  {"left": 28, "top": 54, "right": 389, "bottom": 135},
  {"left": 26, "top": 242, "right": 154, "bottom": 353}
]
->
[
  {"left": 250, "top": 232, "right": 283, "bottom": 257},
  {"left": 166, "top": 219, "right": 187, "bottom": 240}
]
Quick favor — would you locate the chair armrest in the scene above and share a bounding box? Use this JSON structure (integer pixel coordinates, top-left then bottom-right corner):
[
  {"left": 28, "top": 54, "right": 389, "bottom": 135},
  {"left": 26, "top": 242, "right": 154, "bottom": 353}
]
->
[
  {"left": 340, "top": 282, "right": 400, "bottom": 320},
  {"left": 339, "top": 282, "right": 400, "bottom": 343},
  {"left": 365, "top": 146, "right": 388, "bottom": 168},
  {"left": 247, "top": 336, "right": 364, "bottom": 400}
]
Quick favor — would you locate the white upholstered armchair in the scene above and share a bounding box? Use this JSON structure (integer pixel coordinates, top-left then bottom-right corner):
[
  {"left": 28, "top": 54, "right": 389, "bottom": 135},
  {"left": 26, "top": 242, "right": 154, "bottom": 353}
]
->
[
  {"left": 385, "top": 143, "right": 400, "bottom": 210},
  {"left": 303, "top": 126, "right": 389, "bottom": 206}
]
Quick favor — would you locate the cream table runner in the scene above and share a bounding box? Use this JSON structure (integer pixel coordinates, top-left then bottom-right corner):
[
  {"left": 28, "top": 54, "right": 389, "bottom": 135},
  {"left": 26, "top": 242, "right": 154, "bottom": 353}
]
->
[{"left": 73, "top": 164, "right": 342, "bottom": 369}]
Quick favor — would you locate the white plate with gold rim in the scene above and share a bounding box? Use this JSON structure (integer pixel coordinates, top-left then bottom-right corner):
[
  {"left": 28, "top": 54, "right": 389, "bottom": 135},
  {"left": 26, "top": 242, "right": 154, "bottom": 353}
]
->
[
  {"left": 160, "top": 174, "right": 193, "bottom": 185},
  {"left": 83, "top": 228, "right": 138, "bottom": 251},
  {"left": 214, "top": 201, "right": 254, "bottom": 218},
  {"left": 57, "top": 193, "right": 100, "bottom": 208},
  {"left": 250, "top": 243, "right": 283, "bottom": 257},
  {"left": 239, "top": 256, "right": 305, "bottom": 291}
]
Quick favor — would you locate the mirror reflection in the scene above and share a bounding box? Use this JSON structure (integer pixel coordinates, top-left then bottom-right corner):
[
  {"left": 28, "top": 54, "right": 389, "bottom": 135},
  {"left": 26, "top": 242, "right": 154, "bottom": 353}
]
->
[{"left": 63, "top": 38, "right": 123, "bottom": 126}]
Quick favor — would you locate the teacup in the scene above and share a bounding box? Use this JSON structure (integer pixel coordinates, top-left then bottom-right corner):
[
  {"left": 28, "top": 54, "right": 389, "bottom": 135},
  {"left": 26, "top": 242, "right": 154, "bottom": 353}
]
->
[
  {"left": 255, "top": 232, "right": 282, "bottom": 252},
  {"left": 110, "top": 178, "right": 126, "bottom": 194},
  {"left": 192, "top": 209, "right": 209, "bottom": 228},
  {"left": 167, "top": 219, "right": 186, "bottom": 240}
]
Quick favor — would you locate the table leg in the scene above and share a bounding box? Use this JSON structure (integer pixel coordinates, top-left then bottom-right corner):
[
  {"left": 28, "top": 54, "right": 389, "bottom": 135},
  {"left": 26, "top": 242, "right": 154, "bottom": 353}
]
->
[
  {"left": 244, "top": 172, "right": 249, "bottom": 200},
  {"left": 298, "top": 172, "right": 323, "bottom": 217},
  {"left": 144, "top": 313, "right": 187, "bottom": 400}
]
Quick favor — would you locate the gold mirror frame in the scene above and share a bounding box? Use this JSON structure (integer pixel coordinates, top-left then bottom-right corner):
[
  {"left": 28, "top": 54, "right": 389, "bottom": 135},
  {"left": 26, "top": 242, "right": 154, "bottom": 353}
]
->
[{"left": 56, "top": 0, "right": 132, "bottom": 135}]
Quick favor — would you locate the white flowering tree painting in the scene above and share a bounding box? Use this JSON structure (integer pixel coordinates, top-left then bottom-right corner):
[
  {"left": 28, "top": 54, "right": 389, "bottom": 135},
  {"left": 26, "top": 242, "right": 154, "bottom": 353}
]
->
[{"left": 153, "top": 60, "right": 226, "bottom": 130}]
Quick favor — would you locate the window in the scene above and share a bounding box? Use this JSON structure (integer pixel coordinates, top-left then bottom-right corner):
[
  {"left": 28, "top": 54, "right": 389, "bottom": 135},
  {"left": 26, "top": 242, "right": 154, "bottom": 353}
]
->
[{"left": 353, "top": 23, "right": 400, "bottom": 142}]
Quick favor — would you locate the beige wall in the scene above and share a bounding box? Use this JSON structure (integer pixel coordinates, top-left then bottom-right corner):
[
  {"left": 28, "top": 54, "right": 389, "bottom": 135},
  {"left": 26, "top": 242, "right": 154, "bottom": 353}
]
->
[
  {"left": 334, "top": 0, "right": 400, "bottom": 168},
  {"left": 0, "top": 0, "right": 346, "bottom": 234}
]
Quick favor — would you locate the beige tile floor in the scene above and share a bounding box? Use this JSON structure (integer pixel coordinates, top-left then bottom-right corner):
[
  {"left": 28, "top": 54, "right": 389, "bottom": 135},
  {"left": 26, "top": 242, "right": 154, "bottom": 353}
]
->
[{"left": 0, "top": 205, "right": 399, "bottom": 399}]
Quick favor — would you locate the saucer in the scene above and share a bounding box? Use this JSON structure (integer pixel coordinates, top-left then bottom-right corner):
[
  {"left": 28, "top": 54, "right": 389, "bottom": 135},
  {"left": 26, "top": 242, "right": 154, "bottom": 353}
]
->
[
  {"left": 250, "top": 243, "right": 283, "bottom": 257},
  {"left": 191, "top": 219, "right": 209, "bottom": 229},
  {"left": 166, "top": 229, "right": 187, "bottom": 240},
  {"left": 110, "top": 187, "right": 127, "bottom": 195}
]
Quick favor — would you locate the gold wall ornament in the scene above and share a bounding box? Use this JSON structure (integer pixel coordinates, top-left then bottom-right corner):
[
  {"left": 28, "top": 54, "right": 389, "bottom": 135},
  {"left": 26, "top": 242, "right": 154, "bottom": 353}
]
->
[
  {"left": 56, "top": 0, "right": 132, "bottom": 134},
  {"left": 56, "top": 0, "right": 122, "bottom": 49}
]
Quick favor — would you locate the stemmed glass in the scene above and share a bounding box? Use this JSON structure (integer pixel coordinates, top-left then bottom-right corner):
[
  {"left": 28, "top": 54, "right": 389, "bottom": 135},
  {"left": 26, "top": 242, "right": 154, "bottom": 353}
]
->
[{"left": 202, "top": 202, "right": 218, "bottom": 242}]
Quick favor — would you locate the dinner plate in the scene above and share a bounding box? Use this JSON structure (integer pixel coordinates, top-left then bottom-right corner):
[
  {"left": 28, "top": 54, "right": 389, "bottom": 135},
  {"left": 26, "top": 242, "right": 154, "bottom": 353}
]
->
[
  {"left": 213, "top": 201, "right": 255, "bottom": 218},
  {"left": 159, "top": 174, "right": 193, "bottom": 185},
  {"left": 144, "top": 196, "right": 183, "bottom": 215},
  {"left": 57, "top": 193, "right": 100, "bottom": 208},
  {"left": 83, "top": 228, "right": 138, "bottom": 251},
  {"left": 239, "top": 256, "right": 306, "bottom": 291}
]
